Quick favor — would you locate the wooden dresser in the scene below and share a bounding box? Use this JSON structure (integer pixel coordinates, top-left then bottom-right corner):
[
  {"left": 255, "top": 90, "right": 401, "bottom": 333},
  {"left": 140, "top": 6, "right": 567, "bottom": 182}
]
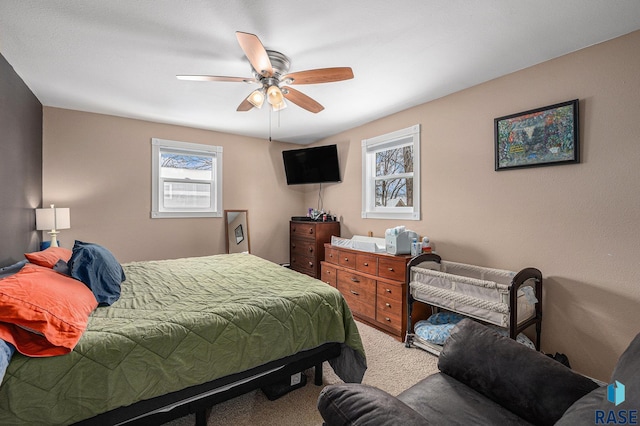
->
[
  {"left": 289, "top": 220, "right": 340, "bottom": 278},
  {"left": 321, "top": 243, "right": 413, "bottom": 340}
]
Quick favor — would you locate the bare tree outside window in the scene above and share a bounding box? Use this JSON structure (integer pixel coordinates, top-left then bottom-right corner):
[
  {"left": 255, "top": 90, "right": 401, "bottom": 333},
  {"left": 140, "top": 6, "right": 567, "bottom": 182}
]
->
[
  {"left": 374, "top": 146, "right": 413, "bottom": 207},
  {"left": 361, "top": 124, "right": 420, "bottom": 220}
]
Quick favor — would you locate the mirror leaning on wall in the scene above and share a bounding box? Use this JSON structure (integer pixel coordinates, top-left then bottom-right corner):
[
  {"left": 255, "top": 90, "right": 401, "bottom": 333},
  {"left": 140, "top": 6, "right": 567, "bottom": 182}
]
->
[{"left": 225, "top": 210, "right": 250, "bottom": 254}]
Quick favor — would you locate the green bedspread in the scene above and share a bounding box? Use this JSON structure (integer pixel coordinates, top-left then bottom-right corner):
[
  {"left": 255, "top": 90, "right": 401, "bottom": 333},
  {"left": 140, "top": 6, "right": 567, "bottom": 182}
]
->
[{"left": 0, "top": 254, "right": 366, "bottom": 425}]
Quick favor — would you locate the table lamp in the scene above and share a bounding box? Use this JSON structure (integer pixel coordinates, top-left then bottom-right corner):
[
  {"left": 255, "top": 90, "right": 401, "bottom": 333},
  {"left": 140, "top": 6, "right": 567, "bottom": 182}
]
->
[{"left": 35, "top": 204, "right": 70, "bottom": 248}]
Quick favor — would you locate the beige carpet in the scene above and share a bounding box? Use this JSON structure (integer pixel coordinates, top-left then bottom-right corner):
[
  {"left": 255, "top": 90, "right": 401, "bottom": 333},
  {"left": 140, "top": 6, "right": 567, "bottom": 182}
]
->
[{"left": 165, "top": 321, "right": 439, "bottom": 426}]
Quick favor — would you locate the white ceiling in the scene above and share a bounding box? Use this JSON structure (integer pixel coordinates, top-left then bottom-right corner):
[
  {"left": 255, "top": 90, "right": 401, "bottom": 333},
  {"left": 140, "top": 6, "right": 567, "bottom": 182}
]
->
[{"left": 1, "top": 1, "right": 640, "bottom": 145}]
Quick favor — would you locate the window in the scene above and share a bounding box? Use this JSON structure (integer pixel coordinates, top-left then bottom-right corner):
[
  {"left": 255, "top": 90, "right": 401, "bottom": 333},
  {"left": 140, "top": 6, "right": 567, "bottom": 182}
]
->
[
  {"left": 361, "top": 124, "right": 420, "bottom": 220},
  {"left": 151, "top": 138, "right": 223, "bottom": 218}
]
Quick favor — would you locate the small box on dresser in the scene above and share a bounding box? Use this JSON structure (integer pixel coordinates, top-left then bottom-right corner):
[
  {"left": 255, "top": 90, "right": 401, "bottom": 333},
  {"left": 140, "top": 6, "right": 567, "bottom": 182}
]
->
[
  {"left": 289, "top": 221, "right": 340, "bottom": 279},
  {"left": 321, "top": 243, "right": 412, "bottom": 340}
]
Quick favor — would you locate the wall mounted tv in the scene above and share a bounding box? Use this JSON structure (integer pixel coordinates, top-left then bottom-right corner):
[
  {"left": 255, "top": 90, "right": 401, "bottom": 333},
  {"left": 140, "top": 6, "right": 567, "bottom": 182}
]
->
[{"left": 282, "top": 144, "right": 341, "bottom": 185}]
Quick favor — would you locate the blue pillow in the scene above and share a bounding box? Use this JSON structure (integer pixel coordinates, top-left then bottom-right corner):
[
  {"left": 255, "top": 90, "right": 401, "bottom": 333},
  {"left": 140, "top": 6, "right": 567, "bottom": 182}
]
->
[
  {"left": 52, "top": 259, "right": 70, "bottom": 276},
  {"left": 68, "top": 241, "right": 125, "bottom": 306},
  {"left": 0, "top": 260, "right": 27, "bottom": 279}
]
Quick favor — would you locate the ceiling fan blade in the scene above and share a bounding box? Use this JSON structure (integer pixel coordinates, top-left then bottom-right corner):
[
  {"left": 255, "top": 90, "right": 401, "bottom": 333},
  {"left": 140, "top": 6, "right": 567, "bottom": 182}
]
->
[
  {"left": 236, "top": 31, "right": 273, "bottom": 77},
  {"left": 282, "top": 67, "right": 353, "bottom": 85},
  {"left": 236, "top": 96, "right": 255, "bottom": 112},
  {"left": 282, "top": 87, "right": 324, "bottom": 113},
  {"left": 176, "top": 75, "right": 256, "bottom": 83}
]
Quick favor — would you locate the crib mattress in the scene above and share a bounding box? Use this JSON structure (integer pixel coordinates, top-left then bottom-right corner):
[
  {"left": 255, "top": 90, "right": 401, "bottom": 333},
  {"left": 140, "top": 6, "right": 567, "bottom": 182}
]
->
[{"left": 409, "top": 260, "right": 536, "bottom": 328}]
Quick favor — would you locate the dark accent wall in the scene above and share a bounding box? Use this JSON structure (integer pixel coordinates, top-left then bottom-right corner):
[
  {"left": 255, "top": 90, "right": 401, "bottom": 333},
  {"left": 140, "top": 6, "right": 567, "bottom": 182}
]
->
[{"left": 0, "top": 52, "right": 42, "bottom": 266}]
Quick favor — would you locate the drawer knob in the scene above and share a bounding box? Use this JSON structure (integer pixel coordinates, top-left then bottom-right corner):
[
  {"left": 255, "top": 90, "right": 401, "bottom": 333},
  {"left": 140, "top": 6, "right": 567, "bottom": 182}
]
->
[
  {"left": 363, "top": 262, "right": 368, "bottom": 266},
  {"left": 326, "top": 281, "right": 331, "bottom": 285},
  {"left": 350, "top": 277, "right": 360, "bottom": 283},
  {"left": 388, "top": 267, "right": 394, "bottom": 271},
  {"left": 326, "top": 270, "right": 331, "bottom": 275},
  {"left": 308, "top": 247, "right": 313, "bottom": 253},
  {"left": 385, "top": 303, "right": 391, "bottom": 307},
  {"left": 308, "top": 261, "right": 313, "bottom": 267},
  {"left": 385, "top": 317, "right": 391, "bottom": 322},
  {"left": 292, "top": 243, "right": 296, "bottom": 248},
  {"left": 308, "top": 228, "right": 314, "bottom": 234},
  {"left": 350, "top": 290, "right": 359, "bottom": 296},
  {"left": 385, "top": 288, "right": 391, "bottom": 293},
  {"left": 344, "top": 257, "right": 349, "bottom": 262},
  {"left": 329, "top": 253, "right": 333, "bottom": 257}
]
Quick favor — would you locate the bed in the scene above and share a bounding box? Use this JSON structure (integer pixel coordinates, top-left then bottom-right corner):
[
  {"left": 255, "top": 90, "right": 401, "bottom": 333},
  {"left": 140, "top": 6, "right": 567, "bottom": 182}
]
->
[{"left": 0, "top": 250, "right": 366, "bottom": 425}]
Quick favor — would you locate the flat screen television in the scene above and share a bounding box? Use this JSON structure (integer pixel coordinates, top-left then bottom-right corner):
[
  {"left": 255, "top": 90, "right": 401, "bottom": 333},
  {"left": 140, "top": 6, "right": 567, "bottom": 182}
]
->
[{"left": 282, "top": 144, "right": 341, "bottom": 185}]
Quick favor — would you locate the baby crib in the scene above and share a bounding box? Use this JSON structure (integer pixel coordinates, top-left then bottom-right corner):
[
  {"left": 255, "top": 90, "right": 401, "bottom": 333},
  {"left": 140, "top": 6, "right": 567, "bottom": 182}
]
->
[{"left": 405, "top": 253, "right": 542, "bottom": 355}]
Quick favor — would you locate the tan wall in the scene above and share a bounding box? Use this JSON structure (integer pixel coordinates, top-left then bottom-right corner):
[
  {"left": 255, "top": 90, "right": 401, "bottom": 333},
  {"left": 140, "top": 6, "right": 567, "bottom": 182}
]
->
[
  {"left": 43, "top": 30, "right": 640, "bottom": 381},
  {"left": 42, "top": 108, "right": 305, "bottom": 264},
  {"left": 304, "top": 31, "right": 640, "bottom": 381}
]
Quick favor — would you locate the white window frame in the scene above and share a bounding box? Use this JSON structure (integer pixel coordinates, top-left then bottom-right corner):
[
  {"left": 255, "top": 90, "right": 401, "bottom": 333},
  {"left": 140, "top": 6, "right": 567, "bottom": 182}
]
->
[
  {"left": 151, "top": 138, "right": 223, "bottom": 218},
  {"left": 361, "top": 124, "right": 420, "bottom": 220}
]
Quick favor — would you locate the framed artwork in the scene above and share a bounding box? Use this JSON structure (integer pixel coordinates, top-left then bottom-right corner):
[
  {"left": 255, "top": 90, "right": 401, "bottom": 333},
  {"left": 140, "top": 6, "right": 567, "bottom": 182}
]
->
[
  {"left": 234, "top": 224, "right": 244, "bottom": 244},
  {"left": 495, "top": 99, "right": 579, "bottom": 171}
]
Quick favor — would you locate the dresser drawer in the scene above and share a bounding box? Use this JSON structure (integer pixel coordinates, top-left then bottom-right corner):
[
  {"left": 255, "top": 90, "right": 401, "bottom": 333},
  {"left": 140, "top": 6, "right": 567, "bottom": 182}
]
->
[
  {"left": 343, "top": 292, "right": 376, "bottom": 320},
  {"left": 321, "top": 262, "right": 337, "bottom": 287},
  {"left": 376, "top": 293, "right": 403, "bottom": 332},
  {"left": 290, "top": 222, "right": 339, "bottom": 280},
  {"left": 337, "top": 270, "right": 376, "bottom": 296},
  {"left": 378, "top": 257, "right": 406, "bottom": 281},
  {"left": 291, "top": 238, "right": 316, "bottom": 258},
  {"left": 338, "top": 272, "right": 376, "bottom": 320},
  {"left": 339, "top": 251, "right": 356, "bottom": 268},
  {"left": 355, "top": 253, "right": 377, "bottom": 275},
  {"left": 325, "top": 246, "right": 339, "bottom": 265},
  {"left": 290, "top": 222, "right": 316, "bottom": 240},
  {"left": 376, "top": 294, "right": 402, "bottom": 318},
  {"left": 377, "top": 281, "right": 404, "bottom": 303},
  {"left": 290, "top": 254, "right": 316, "bottom": 276}
]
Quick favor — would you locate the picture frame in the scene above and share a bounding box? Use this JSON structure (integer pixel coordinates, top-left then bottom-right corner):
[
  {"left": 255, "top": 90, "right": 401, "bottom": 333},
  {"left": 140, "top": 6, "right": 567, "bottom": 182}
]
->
[
  {"left": 234, "top": 224, "right": 244, "bottom": 244},
  {"left": 495, "top": 99, "right": 579, "bottom": 171}
]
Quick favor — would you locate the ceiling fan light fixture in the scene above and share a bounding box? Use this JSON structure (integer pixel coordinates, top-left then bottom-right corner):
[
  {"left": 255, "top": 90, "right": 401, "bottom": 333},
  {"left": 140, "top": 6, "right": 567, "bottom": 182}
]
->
[
  {"left": 267, "top": 85, "right": 284, "bottom": 106},
  {"left": 271, "top": 100, "right": 287, "bottom": 111},
  {"left": 247, "top": 89, "right": 265, "bottom": 108},
  {"left": 178, "top": 32, "right": 352, "bottom": 115}
]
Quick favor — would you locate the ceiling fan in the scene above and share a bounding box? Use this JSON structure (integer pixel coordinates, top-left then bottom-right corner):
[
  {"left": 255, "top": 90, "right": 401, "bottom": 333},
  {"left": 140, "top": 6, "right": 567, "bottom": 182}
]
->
[{"left": 177, "top": 31, "right": 354, "bottom": 114}]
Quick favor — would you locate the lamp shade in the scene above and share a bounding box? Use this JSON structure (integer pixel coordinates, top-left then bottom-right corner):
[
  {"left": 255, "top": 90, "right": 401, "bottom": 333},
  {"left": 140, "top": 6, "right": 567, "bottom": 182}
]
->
[
  {"left": 267, "top": 85, "right": 284, "bottom": 106},
  {"left": 247, "top": 89, "right": 265, "bottom": 108},
  {"left": 36, "top": 207, "right": 70, "bottom": 231}
]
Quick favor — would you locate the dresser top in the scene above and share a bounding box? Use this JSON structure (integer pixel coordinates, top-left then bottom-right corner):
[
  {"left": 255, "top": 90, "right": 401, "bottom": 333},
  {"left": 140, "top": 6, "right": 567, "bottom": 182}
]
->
[{"left": 324, "top": 242, "right": 412, "bottom": 260}]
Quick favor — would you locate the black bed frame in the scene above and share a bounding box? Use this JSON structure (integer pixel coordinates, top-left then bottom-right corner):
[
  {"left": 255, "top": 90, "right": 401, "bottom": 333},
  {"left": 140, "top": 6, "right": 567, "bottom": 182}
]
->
[{"left": 73, "top": 342, "right": 341, "bottom": 426}]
